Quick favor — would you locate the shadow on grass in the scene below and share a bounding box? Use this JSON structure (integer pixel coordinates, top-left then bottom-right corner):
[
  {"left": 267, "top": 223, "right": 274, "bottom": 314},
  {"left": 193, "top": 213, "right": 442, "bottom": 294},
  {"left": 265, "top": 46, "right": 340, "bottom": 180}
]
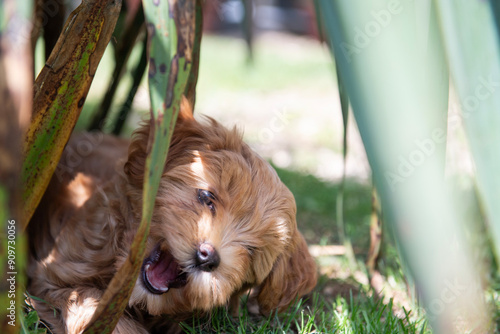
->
[{"left": 273, "top": 165, "right": 372, "bottom": 253}]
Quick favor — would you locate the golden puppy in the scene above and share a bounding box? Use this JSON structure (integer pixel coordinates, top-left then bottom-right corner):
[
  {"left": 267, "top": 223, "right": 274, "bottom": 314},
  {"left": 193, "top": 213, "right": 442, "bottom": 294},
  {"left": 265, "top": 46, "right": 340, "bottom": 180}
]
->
[{"left": 27, "top": 99, "right": 317, "bottom": 333}]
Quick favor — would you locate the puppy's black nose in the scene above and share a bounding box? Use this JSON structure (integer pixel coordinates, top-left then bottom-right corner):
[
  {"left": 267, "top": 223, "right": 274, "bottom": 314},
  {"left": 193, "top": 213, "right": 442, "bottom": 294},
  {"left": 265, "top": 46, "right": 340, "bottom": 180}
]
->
[{"left": 196, "top": 243, "right": 220, "bottom": 272}]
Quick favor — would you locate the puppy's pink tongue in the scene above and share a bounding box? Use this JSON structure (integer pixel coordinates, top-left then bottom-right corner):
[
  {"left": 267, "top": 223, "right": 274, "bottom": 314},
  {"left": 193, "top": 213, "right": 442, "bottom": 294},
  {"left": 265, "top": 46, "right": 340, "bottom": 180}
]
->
[
  {"left": 145, "top": 252, "right": 177, "bottom": 291},
  {"left": 142, "top": 247, "right": 187, "bottom": 294}
]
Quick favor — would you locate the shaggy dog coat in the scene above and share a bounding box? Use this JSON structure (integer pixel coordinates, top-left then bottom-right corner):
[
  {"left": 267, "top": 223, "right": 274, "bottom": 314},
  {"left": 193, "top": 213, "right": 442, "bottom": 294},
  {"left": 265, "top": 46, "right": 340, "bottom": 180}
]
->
[{"left": 27, "top": 99, "right": 317, "bottom": 333}]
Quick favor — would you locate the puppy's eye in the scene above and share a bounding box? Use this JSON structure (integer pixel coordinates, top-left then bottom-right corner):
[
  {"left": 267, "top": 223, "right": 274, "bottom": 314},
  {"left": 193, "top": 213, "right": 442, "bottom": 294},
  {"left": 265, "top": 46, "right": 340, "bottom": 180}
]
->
[
  {"left": 245, "top": 245, "right": 256, "bottom": 255},
  {"left": 197, "top": 189, "right": 216, "bottom": 213}
]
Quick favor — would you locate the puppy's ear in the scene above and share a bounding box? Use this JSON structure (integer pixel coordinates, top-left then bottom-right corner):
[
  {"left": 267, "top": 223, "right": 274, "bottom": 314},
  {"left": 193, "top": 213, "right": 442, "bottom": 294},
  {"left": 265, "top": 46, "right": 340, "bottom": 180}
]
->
[
  {"left": 256, "top": 231, "right": 317, "bottom": 314},
  {"left": 124, "top": 96, "right": 194, "bottom": 185},
  {"left": 177, "top": 95, "right": 195, "bottom": 122}
]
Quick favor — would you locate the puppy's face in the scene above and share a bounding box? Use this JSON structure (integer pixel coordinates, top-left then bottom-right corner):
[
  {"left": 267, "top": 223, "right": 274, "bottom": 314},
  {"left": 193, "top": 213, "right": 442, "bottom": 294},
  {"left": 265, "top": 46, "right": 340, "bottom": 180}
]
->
[{"left": 124, "top": 102, "right": 316, "bottom": 316}]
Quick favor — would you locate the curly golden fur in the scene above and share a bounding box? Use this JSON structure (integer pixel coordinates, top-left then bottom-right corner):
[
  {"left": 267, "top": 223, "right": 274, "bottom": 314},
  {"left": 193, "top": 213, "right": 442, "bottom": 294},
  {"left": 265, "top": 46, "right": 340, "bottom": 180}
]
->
[{"left": 27, "top": 99, "right": 317, "bottom": 333}]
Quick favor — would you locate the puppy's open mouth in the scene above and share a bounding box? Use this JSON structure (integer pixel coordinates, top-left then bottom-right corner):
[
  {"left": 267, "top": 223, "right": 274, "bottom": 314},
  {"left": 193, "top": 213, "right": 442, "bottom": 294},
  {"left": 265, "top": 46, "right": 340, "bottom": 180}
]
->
[{"left": 141, "top": 244, "right": 188, "bottom": 294}]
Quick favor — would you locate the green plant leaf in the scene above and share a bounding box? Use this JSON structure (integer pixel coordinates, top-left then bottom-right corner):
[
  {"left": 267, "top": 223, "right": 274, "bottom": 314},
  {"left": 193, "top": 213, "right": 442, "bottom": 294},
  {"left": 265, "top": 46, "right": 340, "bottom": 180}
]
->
[
  {"left": 89, "top": 4, "right": 145, "bottom": 131},
  {"left": 318, "top": 0, "right": 489, "bottom": 332},
  {"left": 22, "top": 0, "right": 122, "bottom": 225},
  {"left": 184, "top": 0, "right": 203, "bottom": 108},
  {"left": 314, "top": 2, "right": 356, "bottom": 269},
  {"left": 83, "top": 0, "right": 196, "bottom": 332},
  {"left": 436, "top": 0, "right": 500, "bottom": 266}
]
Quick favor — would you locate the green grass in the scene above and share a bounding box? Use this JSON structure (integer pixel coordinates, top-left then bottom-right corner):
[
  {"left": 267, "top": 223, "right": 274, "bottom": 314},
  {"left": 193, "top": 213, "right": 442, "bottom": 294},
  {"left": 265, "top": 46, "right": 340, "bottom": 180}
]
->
[
  {"left": 21, "top": 294, "right": 48, "bottom": 334},
  {"left": 21, "top": 310, "right": 46, "bottom": 334},
  {"left": 197, "top": 34, "right": 335, "bottom": 93},
  {"left": 274, "top": 165, "right": 372, "bottom": 248},
  {"left": 180, "top": 292, "right": 429, "bottom": 334}
]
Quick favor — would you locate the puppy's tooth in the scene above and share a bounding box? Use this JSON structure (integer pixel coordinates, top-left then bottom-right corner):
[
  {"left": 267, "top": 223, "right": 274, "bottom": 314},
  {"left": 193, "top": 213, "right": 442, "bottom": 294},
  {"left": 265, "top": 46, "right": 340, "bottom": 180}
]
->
[{"left": 144, "top": 264, "right": 150, "bottom": 271}]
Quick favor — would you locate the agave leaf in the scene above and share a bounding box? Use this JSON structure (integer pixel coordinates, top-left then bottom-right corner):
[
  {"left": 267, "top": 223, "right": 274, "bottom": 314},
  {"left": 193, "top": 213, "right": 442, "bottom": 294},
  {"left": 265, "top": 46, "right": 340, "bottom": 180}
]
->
[
  {"left": 333, "top": 62, "right": 357, "bottom": 269},
  {"left": 112, "top": 36, "right": 149, "bottom": 135},
  {"left": 83, "top": 0, "right": 195, "bottom": 332},
  {"left": 89, "top": 4, "right": 145, "bottom": 131},
  {"left": 184, "top": 0, "right": 203, "bottom": 109},
  {"left": 139, "top": 0, "right": 194, "bottom": 230},
  {"left": 313, "top": 3, "right": 356, "bottom": 268},
  {"left": 435, "top": 0, "right": 500, "bottom": 266},
  {"left": 312, "top": 0, "right": 325, "bottom": 43},
  {"left": 241, "top": 0, "right": 254, "bottom": 64},
  {"left": 319, "top": 0, "right": 489, "bottom": 332},
  {"left": 366, "top": 188, "right": 382, "bottom": 275},
  {"left": 22, "top": 0, "right": 122, "bottom": 225},
  {"left": 490, "top": 0, "right": 500, "bottom": 38}
]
